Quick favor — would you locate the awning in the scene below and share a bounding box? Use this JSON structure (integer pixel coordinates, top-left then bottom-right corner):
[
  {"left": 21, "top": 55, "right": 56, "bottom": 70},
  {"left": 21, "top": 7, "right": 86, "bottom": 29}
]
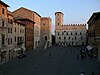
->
[
  {"left": 14, "top": 48, "right": 17, "bottom": 51},
  {"left": 86, "top": 45, "right": 93, "bottom": 50}
]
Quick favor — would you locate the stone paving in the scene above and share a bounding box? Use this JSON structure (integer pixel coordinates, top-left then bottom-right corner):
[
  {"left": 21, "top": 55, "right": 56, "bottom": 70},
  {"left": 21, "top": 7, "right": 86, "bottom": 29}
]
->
[{"left": 0, "top": 46, "right": 100, "bottom": 75}]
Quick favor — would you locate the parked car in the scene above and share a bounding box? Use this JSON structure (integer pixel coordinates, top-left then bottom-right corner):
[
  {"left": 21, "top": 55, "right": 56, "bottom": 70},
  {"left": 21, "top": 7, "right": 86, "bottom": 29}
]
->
[{"left": 18, "top": 54, "right": 26, "bottom": 58}]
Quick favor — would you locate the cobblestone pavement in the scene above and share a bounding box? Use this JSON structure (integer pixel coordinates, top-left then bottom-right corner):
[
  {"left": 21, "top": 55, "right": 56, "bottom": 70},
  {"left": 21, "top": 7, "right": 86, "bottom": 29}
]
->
[{"left": 0, "top": 46, "right": 100, "bottom": 75}]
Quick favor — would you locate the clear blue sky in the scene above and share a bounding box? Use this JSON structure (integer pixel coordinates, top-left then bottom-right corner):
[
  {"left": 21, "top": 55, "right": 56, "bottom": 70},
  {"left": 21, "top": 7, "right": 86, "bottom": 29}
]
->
[{"left": 3, "top": 0, "right": 100, "bottom": 34}]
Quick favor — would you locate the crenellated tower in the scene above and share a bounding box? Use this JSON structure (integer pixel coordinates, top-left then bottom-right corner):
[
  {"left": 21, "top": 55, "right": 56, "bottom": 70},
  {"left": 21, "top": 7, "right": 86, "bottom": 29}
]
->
[{"left": 55, "top": 12, "right": 64, "bottom": 27}]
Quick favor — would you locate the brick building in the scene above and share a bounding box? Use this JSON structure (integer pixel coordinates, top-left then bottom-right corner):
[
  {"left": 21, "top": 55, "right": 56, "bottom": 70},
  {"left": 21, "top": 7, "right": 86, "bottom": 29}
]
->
[
  {"left": 13, "top": 20, "right": 25, "bottom": 57},
  {"left": 15, "top": 17, "right": 35, "bottom": 51},
  {"left": 0, "top": 0, "right": 9, "bottom": 63},
  {"left": 87, "top": 12, "right": 100, "bottom": 60},
  {"left": 12, "top": 7, "right": 41, "bottom": 49},
  {"left": 41, "top": 17, "right": 52, "bottom": 48},
  {"left": 55, "top": 12, "right": 87, "bottom": 46}
]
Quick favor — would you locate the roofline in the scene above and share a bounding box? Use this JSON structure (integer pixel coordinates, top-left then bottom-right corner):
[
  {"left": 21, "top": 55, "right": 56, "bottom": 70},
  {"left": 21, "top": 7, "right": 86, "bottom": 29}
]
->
[
  {"left": 55, "top": 12, "right": 64, "bottom": 15},
  {"left": 0, "top": 1, "right": 9, "bottom": 7},
  {"left": 8, "top": 11, "right": 13, "bottom": 17},
  {"left": 41, "top": 17, "right": 51, "bottom": 19},
  {"left": 14, "top": 17, "right": 35, "bottom": 24},
  {"left": 14, "top": 20, "right": 26, "bottom": 26},
  {"left": 87, "top": 12, "right": 100, "bottom": 23},
  {"left": 34, "top": 11, "right": 41, "bottom": 17},
  {"left": 13, "top": 7, "right": 41, "bottom": 17}
]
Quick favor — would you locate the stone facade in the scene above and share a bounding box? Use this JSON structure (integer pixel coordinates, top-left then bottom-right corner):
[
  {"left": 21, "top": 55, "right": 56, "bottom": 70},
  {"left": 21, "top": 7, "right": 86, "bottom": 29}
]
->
[
  {"left": 14, "top": 18, "right": 35, "bottom": 51},
  {"left": 12, "top": 7, "right": 41, "bottom": 49},
  {"left": 0, "top": 0, "right": 52, "bottom": 64},
  {"left": 7, "top": 11, "right": 14, "bottom": 61},
  {"left": 0, "top": 0, "right": 9, "bottom": 63},
  {"left": 13, "top": 20, "right": 25, "bottom": 57},
  {"left": 41, "top": 17, "right": 52, "bottom": 48},
  {"left": 33, "top": 12, "right": 41, "bottom": 49},
  {"left": 55, "top": 12, "right": 87, "bottom": 46},
  {"left": 87, "top": 12, "right": 100, "bottom": 60},
  {"left": 0, "top": 1, "right": 26, "bottom": 64}
]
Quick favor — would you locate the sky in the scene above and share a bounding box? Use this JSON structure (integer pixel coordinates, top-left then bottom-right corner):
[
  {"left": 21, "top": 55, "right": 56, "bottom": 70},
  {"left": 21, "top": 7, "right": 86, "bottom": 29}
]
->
[{"left": 3, "top": 0, "right": 100, "bottom": 34}]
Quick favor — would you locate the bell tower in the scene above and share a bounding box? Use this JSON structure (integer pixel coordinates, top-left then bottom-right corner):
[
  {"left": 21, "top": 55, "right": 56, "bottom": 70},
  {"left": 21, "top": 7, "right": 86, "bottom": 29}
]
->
[{"left": 55, "top": 12, "right": 64, "bottom": 26}]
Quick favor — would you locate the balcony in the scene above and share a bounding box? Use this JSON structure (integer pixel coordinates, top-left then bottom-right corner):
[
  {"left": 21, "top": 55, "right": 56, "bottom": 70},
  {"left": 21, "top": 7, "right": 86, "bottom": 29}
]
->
[{"left": 0, "top": 45, "right": 7, "bottom": 52}]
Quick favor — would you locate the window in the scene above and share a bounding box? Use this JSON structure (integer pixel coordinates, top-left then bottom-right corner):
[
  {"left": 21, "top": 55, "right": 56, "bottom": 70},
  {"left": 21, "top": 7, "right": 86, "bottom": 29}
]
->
[
  {"left": 81, "top": 37, "right": 82, "bottom": 40},
  {"left": 2, "top": 8, "right": 5, "bottom": 14},
  {"left": 15, "top": 28, "right": 16, "bottom": 32},
  {"left": 66, "top": 32, "right": 68, "bottom": 35},
  {"left": 20, "top": 37, "right": 22, "bottom": 42},
  {"left": 17, "top": 37, "right": 20, "bottom": 43},
  {"left": 75, "top": 37, "right": 76, "bottom": 40},
  {"left": 8, "top": 38, "right": 12, "bottom": 45},
  {"left": 59, "top": 37, "right": 61, "bottom": 39},
  {"left": 8, "top": 19, "right": 13, "bottom": 24},
  {"left": 62, "top": 32, "right": 64, "bottom": 35},
  {"left": 58, "top": 32, "right": 59, "bottom": 35},
  {"left": 80, "top": 32, "right": 82, "bottom": 35},
  {"left": 69, "top": 37, "right": 70, "bottom": 39},
  {"left": 11, "top": 19, "right": 13, "bottom": 24},
  {"left": 45, "top": 36, "right": 47, "bottom": 41},
  {"left": 58, "top": 23, "right": 59, "bottom": 25},
  {"left": 71, "top": 32, "right": 72, "bottom": 35},
  {"left": 75, "top": 32, "right": 77, "bottom": 35},
  {"left": 64, "top": 31, "right": 66, "bottom": 32},
  {"left": 64, "top": 37, "right": 66, "bottom": 39},
  {"left": 11, "top": 28, "right": 12, "bottom": 33},
  {"left": 8, "top": 28, "right": 10, "bottom": 33},
  {"left": 11, "top": 38, "right": 12, "bottom": 44},
  {"left": 2, "top": 21, "right": 4, "bottom": 26},
  {"left": 8, "top": 38, "right": 10, "bottom": 45},
  {"left": 15, "top": 37, "right": 16, "bottom": 42},
  {"left": 72, "top": 38, "right": 73, "bottom": 40},
  {"left": 2, "top": 35, "right": 5, "bottom": 45},
  {"left": 43, "top": 23, "right": 45, "bottom": 26}
]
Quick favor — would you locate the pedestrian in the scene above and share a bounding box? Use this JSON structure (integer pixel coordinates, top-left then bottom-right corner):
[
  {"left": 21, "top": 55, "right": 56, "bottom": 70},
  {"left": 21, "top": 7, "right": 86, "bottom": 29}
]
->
[
  {"left": 48, "top": 53, "right": 52, "bottom": 59},
  {"left": 77, "top": 54, "right": 79, "bottom": 59},
  {"left": 34, "top": 64, "right": 38, "bottom": 68},
  {"left": 91, "top": 72, "right": 94, "bottom": 75}
]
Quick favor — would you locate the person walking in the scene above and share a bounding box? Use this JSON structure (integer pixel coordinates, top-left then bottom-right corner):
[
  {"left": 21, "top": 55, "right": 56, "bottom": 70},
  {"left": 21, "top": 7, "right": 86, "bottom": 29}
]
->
[
  {"left": 91, "top": 72, "right": 94, "bottom": 75},
  {"left": 77, "top": 54, "right": 79, "bottom": 59},
  {"left": 48, "top": 53, "right": 52, "bottom": 59}
]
